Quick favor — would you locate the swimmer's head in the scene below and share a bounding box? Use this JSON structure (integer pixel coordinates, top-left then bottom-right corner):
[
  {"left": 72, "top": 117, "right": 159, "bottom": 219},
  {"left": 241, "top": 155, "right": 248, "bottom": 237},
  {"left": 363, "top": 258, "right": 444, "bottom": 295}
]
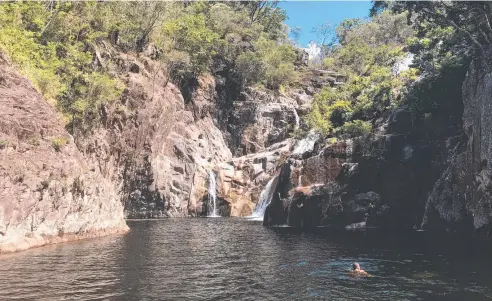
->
[{"left": 352, "top": 262, "right": 360, "bottom": 271}]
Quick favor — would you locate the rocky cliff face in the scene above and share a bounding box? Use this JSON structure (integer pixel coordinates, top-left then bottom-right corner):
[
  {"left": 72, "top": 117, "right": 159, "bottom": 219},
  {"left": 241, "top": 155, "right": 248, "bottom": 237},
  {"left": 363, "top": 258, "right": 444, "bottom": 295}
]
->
[
  {"left": 216, "top": 140, "right": 292, "bottom": 216},
  {"left": 71, "top": 47, "right": 336, "bottom": 218},
  {"left": 227, "top": 87, "right": 306, "bottom": 156},
  {"left": 0, "top": 54, "right": 128, "bottom": 253},
  {"left": 74, "top": 53, "right": 232, "bottom": 218},
  {"left": 422, "top": 58, "right": 492, "bottom": 234},
  {"left": 6, "top": 37, "right": 489, "bottom": 252},
  {"left": 263, "top": 62, "right": 484, "bottom": 233}
]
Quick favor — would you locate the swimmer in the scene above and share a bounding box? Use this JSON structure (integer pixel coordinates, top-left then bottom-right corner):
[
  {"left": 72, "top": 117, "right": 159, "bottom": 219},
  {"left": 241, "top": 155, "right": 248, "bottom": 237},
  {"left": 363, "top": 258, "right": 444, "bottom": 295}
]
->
[{"left": 348, "top": 262, "right": 371, "bottom": 277}]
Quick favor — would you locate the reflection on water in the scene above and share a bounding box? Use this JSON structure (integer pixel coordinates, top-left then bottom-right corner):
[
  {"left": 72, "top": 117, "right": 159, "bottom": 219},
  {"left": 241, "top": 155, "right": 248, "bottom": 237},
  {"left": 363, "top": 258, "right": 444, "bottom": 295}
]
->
[{"left": 1, "top": 219, "right": 492, "bottom": 300}]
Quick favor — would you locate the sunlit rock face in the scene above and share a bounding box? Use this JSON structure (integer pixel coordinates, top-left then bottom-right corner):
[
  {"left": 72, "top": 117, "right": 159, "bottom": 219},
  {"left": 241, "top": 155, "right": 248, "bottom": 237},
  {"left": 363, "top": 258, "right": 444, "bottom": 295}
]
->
[
  {"left": 74, "top": 55, "right": 233, "bottom": 218},
  {"left": 0, "top": 54, "right": 128, "bottom": 253},
  {"left": 216, "top": 140, "right": 292, "bottom": 217},
  {"left": 225, "top": 68, "right": 344, "bottom": 158},
  {"left": 302, "top": 140, "right": 353, "bottom": 186},
  {"left": 305, "top": 41, "right": 322, "bottom": 61},
  {"left": 227, "top": 87, "right": 304, "bottom": 156},
  {"left": 74, "top": 49, "right": 324, "bottom": 218},
  {"left": 189, "top": 67, "right": 339, "bottom": 215}
]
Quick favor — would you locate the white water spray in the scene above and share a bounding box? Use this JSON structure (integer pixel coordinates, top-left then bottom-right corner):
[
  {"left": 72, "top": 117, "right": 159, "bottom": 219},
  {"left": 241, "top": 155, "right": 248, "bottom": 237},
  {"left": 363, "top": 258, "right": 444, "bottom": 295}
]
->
[
  {"left": 250, "top": 175, "right": 278, "bottom": 220},
  {"left": 292, "top": 131, "right": 320, "bottom": 155},
  {"left": 293, "top": 109, "right": 300, "bottom": 130},
  {"left": 207, "top": 171, "right": 220, "bottom": 217}
]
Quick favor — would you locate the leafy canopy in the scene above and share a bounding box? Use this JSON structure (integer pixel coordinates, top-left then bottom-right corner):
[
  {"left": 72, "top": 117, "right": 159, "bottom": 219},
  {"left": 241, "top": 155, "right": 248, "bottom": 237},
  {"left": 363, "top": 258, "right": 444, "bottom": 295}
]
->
[
  {"left": 307, "top": 11, "right": 416, "bottom": 136},
  {"left": 0, "top": 1, "right": 296, "bottom": 132}
]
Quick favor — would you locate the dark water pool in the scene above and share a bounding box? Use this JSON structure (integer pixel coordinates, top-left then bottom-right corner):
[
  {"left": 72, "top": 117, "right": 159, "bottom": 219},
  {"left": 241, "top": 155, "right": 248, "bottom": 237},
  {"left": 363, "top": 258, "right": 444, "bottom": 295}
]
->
[{"left": 1, "top": 218, "right": 492, "bottom": 300}]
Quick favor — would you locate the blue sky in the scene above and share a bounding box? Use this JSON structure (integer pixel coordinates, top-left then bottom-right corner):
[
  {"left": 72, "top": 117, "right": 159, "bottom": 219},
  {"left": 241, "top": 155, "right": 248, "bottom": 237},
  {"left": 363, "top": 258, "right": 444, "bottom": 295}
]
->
[{"left": 279, "top": 1, "right": 373, "bottom": 47}]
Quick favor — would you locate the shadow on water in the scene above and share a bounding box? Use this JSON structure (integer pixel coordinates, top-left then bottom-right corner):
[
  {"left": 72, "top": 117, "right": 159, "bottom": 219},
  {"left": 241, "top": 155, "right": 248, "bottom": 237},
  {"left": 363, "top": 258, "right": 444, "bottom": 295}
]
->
[
  {"left": 1, "top": 218, "right": 492, "bottom": 300},
  {"left": 269, "top": 226, "right": 492, "bottom": 300}
]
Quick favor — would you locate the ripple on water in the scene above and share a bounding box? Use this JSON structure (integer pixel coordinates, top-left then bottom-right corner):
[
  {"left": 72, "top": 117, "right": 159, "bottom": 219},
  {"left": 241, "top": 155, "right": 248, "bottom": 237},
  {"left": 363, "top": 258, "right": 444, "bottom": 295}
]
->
[{"left": 1, "top": 219, "right": 492, "bottom": 300}]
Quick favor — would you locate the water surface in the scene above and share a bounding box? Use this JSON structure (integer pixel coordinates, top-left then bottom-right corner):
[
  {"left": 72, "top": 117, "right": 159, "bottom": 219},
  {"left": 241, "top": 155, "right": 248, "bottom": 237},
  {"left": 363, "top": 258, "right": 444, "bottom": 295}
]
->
[{"left": 1, "top": 218, "right": 492, "bottom": 300}]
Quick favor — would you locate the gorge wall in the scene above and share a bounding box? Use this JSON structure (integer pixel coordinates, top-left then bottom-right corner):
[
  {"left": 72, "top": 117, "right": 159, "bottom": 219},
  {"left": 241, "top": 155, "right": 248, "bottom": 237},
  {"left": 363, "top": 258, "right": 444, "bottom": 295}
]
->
[
  {"left": 0, "top": 54, "right": 128, "bottom": 253},
  {"left": 265, "top": 56, "right": 492, "bottom": 236},
  {"left": 70, "top": 45, "right": 336, "bottom": 219},
  {"left": 0, "top": 43, "right": 329, "bottom": 248},
  {"left": 71, "top": 48, "right": 323, "bottom": 219},
  {"left": 73, "top": 52, "right": 233, "bottom": 218},
  {"left": 2, "top": 41, "right": 491, "bottom": 254},
  {"left": 422, "top": 57, "right": 492, "bottom": 234}
]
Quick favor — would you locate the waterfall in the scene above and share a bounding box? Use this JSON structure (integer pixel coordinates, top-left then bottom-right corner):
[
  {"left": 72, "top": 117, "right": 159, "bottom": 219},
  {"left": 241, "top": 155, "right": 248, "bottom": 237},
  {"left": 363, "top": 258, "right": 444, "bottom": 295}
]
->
[
  {"left": 207, "top": 170, "right": 220, "bottom": 217},
  {"left": 292, "top": 131, "right": 320, "bottom": 155},
  {"left": 250, "top": 175, "right": 278, "bottom": 219},
  {"left": 298, "top": 174, "right": 303, "bottom": 187},
  {"left": 293, "top": 109, "right": 300, "bottom": 129}
]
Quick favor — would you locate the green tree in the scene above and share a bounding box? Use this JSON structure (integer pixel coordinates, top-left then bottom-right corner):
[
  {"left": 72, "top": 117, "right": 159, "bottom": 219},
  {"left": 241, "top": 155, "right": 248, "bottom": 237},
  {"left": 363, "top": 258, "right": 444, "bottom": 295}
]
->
[
  {"left": 338, "top": 120, "right": 372, "bottom": 137},
  {"left": 392, "top": 1, "right": 492, "bottom": 74},
  {"left": 253, "top": 34, "right": 297, "bottom": 89},
  {"left": 0, "top": 2, "right": 124, "bottom": 127},
  {"left": 162, "top": 13, "right": 222, "bottom": 75},
  {"left": 236, "top": 52, "right": 265, "bottom": 86},
  {"left": 307, "top": 11, "right": 417, "bottom": 135},
  {"left": 0, "top": 0, "right": 298, "bottom": 132}
]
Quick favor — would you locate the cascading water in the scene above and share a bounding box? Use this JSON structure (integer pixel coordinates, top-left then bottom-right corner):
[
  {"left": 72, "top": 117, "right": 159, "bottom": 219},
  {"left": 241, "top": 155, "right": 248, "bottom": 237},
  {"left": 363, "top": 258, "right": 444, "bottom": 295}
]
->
[
  {"left": 207, "top": 171, "right": 220, "bottom": 217},
  {"left": 293, "top": 131, "right": 320, "bottom": 155},
  {"left": 250, "top": 175, "right": 278, "bottom": 220},
  {"left": 293, "top": 109, "right": 300, "bottom": 129}
]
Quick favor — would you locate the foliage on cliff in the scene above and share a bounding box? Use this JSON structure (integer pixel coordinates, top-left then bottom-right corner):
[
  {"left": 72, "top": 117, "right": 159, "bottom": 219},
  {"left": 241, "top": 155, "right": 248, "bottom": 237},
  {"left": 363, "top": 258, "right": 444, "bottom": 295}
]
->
[
  {"left": 392, "top": 1, "right": 492, "bottom": 74},
  {"left": 0, "top": 2, "right": 124, "bottom": 126},
  {"left": 307, "top": 0, "right": 489, "bottom": 137},
  {"left": 0, "top": 1, "right": 297, "bottom": 128},
  {"left": 307, "top": 11, "right": 417, "bottom": 136}
]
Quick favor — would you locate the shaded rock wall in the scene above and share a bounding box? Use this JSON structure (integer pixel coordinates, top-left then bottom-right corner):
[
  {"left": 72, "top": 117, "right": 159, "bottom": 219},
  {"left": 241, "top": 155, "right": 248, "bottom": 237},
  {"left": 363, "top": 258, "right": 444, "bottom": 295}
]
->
[
  {"left": 0, "top": 54, "right": 128, "bottom": 253},
  {"left": 263, "top": 140, "right": 354, "bottom": 227},
  {"left": 264, "top": 64, "right": 469, "bottom": 232},
  {"left": 423, "top": 57, "right": 492, "bottom": 233}
]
